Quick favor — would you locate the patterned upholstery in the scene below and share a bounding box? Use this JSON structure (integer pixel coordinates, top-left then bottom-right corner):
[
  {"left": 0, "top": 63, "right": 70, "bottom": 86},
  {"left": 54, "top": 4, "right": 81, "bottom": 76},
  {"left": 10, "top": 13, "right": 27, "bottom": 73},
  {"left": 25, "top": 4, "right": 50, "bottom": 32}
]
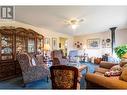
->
[
  {"left": 16, "top": 52, "right": 49, "bottom": 84},
  {"left": 36, "top": 54, "right": 44, "bottom": 64},
  {"left": 51, "top": 50, "right": 69, "bottom": 65},
  {"left": 50, "top": 65, "right": 80, "bottom": 89}
]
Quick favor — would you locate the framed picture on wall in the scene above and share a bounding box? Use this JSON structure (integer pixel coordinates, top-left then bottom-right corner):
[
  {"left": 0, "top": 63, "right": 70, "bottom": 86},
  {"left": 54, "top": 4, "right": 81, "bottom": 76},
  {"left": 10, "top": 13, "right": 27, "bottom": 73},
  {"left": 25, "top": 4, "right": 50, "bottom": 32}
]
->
[
  {"left": 52, "top": 38, "right": 57, "bottom": 50},
  {"left": 44, "top": 38, "right": 50, "bottom": 45},
  {"left": 106, "top": 38, "right": 111, "bottom": 48},
  {"left": 87, "top": 38, "right": 100, "bottom": 49},
  {"left": 102, "top": 39, "right": 106, "bottom": 48}
]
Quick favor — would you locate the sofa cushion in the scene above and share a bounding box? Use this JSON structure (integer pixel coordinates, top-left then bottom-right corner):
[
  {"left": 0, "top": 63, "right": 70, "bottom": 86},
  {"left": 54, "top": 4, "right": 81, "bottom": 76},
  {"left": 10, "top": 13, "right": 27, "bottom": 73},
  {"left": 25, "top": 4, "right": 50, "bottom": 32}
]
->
[
  {"left": 104, "top": 65, "right": 122, "bottom": 77},
  {"left": 94, "top": 72, "right": 104, "bottom": 76},
  {"left": 95, "top": 67, "right": 109, "bottom": 74},
  {"left": 100, "top": 61, "right": 117, "bottom": 69},
  {"left": 120, "top": 67, "right": 127, "bottom": 82},
  {"left": 86, "top": 73, "right": 127, "bottom": 89},
  {"left": 120, "top": 64, "right": 127, "bottom": 72},
  {"left": 120, "top": 61, "right": 127, "bottom": 67},
  {"left": 104, "top": 70, "right": 121, "bottom": 77}
]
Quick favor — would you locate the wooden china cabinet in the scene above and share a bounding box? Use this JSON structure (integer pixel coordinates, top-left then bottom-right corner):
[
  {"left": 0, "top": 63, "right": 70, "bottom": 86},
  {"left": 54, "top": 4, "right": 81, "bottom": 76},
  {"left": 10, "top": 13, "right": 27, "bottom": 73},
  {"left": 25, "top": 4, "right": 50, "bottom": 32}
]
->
[{"left": 0, "top": 26, "right": 44, "bottom": 80}]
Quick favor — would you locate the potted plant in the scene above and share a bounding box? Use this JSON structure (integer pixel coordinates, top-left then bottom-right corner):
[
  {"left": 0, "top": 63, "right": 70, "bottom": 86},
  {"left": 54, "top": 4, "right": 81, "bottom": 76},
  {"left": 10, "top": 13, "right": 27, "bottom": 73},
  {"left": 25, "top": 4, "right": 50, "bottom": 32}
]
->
[{"left": 115, "top": 44, "right": 127, "bottom": 59}]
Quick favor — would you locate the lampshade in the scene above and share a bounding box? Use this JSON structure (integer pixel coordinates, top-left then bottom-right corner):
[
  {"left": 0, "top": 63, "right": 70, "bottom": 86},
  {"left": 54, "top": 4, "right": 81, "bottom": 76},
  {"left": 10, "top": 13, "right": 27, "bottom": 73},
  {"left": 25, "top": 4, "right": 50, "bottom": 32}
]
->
[{"left": 44, "top": 44, "right": 51, "bottom": 51}]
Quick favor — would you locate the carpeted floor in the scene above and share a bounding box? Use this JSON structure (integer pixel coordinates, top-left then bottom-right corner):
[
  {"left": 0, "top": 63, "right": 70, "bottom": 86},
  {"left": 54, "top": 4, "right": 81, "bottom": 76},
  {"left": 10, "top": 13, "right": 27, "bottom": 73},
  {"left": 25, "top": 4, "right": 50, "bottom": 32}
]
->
[{"left": 0, "top": 62, "right": 98, "bottom": 89}]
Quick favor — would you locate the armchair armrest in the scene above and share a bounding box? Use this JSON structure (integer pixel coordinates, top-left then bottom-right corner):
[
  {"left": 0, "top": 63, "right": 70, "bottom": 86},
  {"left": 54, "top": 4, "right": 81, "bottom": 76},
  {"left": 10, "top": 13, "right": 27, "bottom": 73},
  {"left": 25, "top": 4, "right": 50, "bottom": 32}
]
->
[
  {"left": 28, "top": 66, "right": 49, "bottom": 74},
  {"left": 99, "top": 61, "right": 117, "bottom": 69}
]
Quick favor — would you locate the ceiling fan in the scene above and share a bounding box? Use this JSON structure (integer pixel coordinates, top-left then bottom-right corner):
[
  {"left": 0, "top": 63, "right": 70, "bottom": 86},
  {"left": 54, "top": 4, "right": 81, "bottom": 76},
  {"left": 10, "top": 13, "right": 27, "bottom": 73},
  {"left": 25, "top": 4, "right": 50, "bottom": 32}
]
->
[{"left": 64, "top": 18, "right": 84, "bottom": 29}]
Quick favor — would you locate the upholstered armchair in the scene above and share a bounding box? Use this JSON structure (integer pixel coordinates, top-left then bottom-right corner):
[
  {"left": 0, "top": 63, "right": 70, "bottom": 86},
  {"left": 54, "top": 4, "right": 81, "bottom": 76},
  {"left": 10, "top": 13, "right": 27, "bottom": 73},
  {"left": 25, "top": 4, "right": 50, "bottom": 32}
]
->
[
  {"left": 16, "top": 52, "right": 49, "bottom": 85},
  {"left": 51, "top": 50, "right": 69, "bottom": 65},
  {"left": 50, "top": 65, "right": 80, "bottom": 89}
]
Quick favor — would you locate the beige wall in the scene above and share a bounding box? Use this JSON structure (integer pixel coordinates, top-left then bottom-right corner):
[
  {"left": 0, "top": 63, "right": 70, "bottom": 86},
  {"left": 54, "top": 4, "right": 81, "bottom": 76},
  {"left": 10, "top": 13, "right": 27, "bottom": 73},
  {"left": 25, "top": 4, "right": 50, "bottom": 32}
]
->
[
  {"left": 59, "top": 37, "right": 68, "bottom": 55},
  {"left": 74, "top": 29, "right": 127, "bottom": 57},
  {"left": 116, "top": 29, "right": 127, "bottom": 46},
  {"left": 0, "top": 20, "right": 74, "bottom": 54},
  {"left": 74, "top": 31, "right": 111, "bottom": 57}
]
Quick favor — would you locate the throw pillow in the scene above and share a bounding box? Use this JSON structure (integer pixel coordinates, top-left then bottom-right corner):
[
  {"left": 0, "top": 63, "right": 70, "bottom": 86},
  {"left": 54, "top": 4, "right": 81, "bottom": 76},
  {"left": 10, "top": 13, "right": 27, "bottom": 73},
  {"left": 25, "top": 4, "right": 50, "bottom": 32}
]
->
[
  {"left": 31, "top": 58, "right": 36, "bottom": 66},
  {"left": 122, "top": 64, "right": 127, "bottom": 71},
  {"left": 29, "top": 54, "right": 39, "bottom": 66},
  {"left": 104, "top": 71, "right": 111, "bottom": 77},
  {"left": 110, "top": 70, "right": 121, "bottom": 76},
  {"left": 104, "top": 65, "right": 122, "bottom": 77},
  {"left": 119, "top": 67, "right": 127, "bottom": 82},
  {"left": 104, "top": 70, "right": 121, "bottom": 77},
  {"left": 110, "top": 65, "right": 122, "bottom": 71}
]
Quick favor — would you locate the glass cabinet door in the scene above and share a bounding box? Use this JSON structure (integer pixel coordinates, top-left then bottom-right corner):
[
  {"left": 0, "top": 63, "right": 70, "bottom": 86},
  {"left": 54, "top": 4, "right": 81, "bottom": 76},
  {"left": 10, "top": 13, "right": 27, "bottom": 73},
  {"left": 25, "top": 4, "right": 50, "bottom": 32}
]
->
[
  {"left": 37, "top": 35, "right": 44, "bottom": 54},
  {"left": 28, "top": 38, "right": 35, "bottom": 53},
  {"left": 16, "top": 36, "right": 26, "bottom": 53},
  {"left": 27, "top": 29, "right": 36, "bottom": 53},
  {"left": 15, "top": 28, "right": 27, "bottom": 54},
  {"left": 0, "top": 27, "right": 44, "bottom": 61},
  {"left": 0, "top": 34, "right": 13, "bottom": 60}
]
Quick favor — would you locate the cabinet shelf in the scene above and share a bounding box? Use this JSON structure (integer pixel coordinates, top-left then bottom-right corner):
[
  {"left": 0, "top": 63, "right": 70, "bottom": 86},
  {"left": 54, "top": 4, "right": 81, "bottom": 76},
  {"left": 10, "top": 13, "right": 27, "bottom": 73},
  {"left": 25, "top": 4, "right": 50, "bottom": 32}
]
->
[
  {"left": 1, "top": 46, "right": 12, "bottom": 48},
  {"left": 16, "top": 40, "right": 25, "bottom": 42},
  {"left": 1, "top": 53, "right": 12, "bottom": 55},
  {"left": 1, "top": 40, "right": 12, "bottom": 42}
]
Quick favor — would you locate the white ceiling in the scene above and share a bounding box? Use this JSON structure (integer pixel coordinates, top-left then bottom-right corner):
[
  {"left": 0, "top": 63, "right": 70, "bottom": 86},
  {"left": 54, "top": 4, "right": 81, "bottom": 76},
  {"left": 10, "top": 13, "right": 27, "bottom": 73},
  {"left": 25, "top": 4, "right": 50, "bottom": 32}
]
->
[{"left": 15, "top": 6, "right": 127, "bottom": 36}]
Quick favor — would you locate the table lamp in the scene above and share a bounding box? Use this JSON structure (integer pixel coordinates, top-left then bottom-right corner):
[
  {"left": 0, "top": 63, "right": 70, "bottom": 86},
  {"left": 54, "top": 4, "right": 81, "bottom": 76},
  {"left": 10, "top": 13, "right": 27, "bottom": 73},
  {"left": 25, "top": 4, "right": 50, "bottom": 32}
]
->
[{"left": 44, "top": 44, "right": 51, "bottom": 60}]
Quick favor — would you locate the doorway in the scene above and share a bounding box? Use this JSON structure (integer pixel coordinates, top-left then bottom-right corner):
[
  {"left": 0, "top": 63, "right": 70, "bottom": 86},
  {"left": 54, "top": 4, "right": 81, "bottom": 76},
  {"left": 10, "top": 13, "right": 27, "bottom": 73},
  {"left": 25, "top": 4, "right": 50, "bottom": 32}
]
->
[{"left": 59, "top": 37, "right": 68, "bottom": 56}]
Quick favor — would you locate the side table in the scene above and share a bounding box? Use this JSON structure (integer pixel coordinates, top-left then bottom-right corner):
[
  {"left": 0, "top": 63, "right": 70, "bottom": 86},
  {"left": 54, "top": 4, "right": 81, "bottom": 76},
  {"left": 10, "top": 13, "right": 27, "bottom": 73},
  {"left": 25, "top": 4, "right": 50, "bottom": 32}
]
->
[{"left": 44, "top": 59, "right": 53, "bottom": 82}]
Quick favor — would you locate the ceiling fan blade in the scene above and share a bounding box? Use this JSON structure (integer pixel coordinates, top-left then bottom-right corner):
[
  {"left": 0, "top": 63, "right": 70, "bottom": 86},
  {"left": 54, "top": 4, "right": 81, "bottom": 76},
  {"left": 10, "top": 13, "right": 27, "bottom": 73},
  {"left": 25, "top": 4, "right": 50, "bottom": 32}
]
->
[{"left": 79, "top": 19, "right": 84, "bottom": 22}]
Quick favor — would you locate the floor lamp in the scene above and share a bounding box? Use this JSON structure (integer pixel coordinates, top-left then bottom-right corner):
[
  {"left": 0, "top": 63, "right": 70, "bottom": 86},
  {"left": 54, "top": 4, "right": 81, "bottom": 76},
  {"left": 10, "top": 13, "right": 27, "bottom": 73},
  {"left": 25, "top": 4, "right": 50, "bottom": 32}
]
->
[{"left": 44, "top": 44, "right": 51, "bottom": 61}]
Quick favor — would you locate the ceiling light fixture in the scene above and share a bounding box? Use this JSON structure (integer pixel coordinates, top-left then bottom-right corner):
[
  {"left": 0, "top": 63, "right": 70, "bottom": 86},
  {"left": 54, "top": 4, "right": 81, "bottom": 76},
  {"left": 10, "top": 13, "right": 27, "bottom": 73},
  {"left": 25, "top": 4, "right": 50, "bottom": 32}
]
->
[{"left": 65, "top": 18, "right": 84, "bottom": 30}]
